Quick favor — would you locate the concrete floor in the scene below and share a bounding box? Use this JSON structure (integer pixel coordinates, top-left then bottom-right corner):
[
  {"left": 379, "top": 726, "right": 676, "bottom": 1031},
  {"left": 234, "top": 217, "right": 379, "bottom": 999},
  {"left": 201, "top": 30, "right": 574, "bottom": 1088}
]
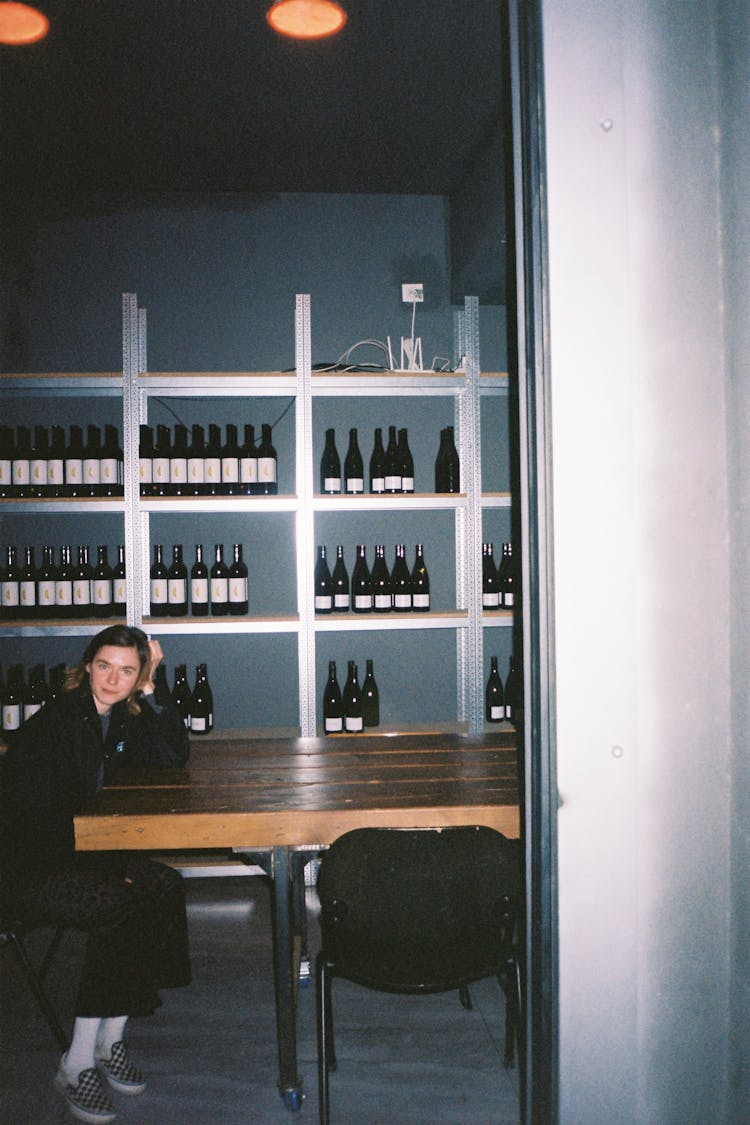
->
[{"left": 1, "top": 875, "right": 520, "bottom": 1125}]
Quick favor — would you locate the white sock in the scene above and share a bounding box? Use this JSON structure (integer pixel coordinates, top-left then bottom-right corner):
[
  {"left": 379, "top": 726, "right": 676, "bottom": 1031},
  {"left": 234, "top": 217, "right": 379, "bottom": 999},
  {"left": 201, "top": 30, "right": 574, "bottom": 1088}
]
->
[
  {"left": 96, "top": 1016, "right": 129, "bottom": 1058},
  {"left": 62, "top": 1017, "right": 101, "bottom": 1079}
]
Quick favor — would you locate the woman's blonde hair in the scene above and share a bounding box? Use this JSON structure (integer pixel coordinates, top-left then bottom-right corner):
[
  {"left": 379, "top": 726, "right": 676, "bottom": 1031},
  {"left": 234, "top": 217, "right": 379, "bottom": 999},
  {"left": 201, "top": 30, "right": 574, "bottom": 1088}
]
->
[{"left": 64, "top": 624, "right": 151, "bottom": 715}]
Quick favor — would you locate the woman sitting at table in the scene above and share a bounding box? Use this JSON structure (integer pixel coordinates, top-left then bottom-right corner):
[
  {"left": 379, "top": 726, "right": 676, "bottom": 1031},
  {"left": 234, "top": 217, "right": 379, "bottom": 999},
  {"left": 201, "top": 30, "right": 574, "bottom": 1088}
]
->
[{"left": 2, "top": 624, "right": 191, "bottom": 1125}]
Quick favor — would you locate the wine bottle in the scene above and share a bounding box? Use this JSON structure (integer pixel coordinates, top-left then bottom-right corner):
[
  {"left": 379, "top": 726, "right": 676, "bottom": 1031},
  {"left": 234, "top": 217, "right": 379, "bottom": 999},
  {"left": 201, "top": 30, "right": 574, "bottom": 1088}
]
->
[
  {"left": 83, "top": 424, "right": 102, "bottom": 497},
  {"left": 239, "top": 423, "right": 257, "bottom": 496},
  {"left": 48, "top": 663, "right": 67, "bottom": 702},
  {"left": 320, "top": 428, "right": 341, "bottom": 494},
  {"left": 435, "top": 424, "right": 460, "bottom": 493},
  {"left": 0, "top": 426, "right": 12, "bottom": 499},
  {"left": 351, "top": 544, "right": 373, "bottom": 613},
  {"left": 411, "top": 543, "right": 430, "bottom": 612},
  {"left": 55, "top": 545, "right": 74, "bottom": 618},
  {"left": 101, "top": 424, "right": 123, "bottom": 496},
  {"left": 36, "top": 545, "right": 57, "bottom": 618},
  {"left": 221, "top": 423, "right": 241, "bottom": 496},
  {"left": 167, "top": 544, "right": 188, "bottom": 617},
  {"left": 113, "top": 544, "right": 127, "bottom": 616},
  {"left": 361, "top": 658, "right": 380, "bottom": 727},
  {"left": 190, "top": 544, "right": 209, "bottom": 616},
  {"left": 256, "top": 423, "right": 278, "bottom": 495},
  {"left": 344, "top": 428, "right": 364, "bottom": 494},
  {"left": 187, "top": 423, "right": 206, "bottom": 496},
  {"left": 210, "top": 543, "right": 229, "bottom": 615},
  {"left": 23, "top": 664, "right": 46, "bottom": 723},
  {"left": 342, "top": 660, "right": 364, "bottom": 733},
  {"left": 170, "top": 424, "right": 189, "bottom": 497},
  {"left": 190, "top": 663, "right": 214, "bottom": 735},
  {"left": 73, "top": 545, "right": 93, "bottom": 618},
  {"left": 91, "top": 544, "right": 113, "bottom": 618},
  {"left": 504, "top": 655, "right": 521, "bottom": 724},
  {"left": 204, "top": 424, "right": 222, "bottom": 496},
  {"left": 322, "top": 660, "right": 343, "bottom": 734},
  {"left": 65, "top": 424, "right": 85, "bottom": 498},
  {"left": 47, "top": 425, "right": 66, "bottom": 498},
  {"left": 497, "top": 541, "right": 515, "bottom": 609},
  {"left": 384, "top": 424, "right": 402, "bottom": 493},
  {"left": 30, "top": 425, "right": 49, "bottom": 498},
  {"left": 154, "top": 423, "right": 172, "bottom": 496},
  {"left": 397, "top": 428, "right": 414, "bottom": 493},
  {"left": 172, "top": 664, "right": 192, "bottom": 729},
  {"left": 485, "top": 655, "right": 505, "bottom": 723},
  {"left": 2, "top": 666, "right": 22, "bottom": 733},
  {"left": 138, "top": 424, "right": 154, "bottom": 496},
  {"left": 12, "top": 425, "right": 31, "bottom": 498},
  {"left": 369, "top": 427, "right": 386, "bottom": 494},
  {"left": 482, "top": 542, "right": 500, "bottom": 610},
  {"left": 229, "top": 543, "right": 249, "bottom": 615},
  {"left": 371, "top": 544, "right": 392, "bottom": 612},
  {"left": 314, "top": 545, "right": 334, "bottom": 614},
  {"left": 149, "top": 543, "right": 169, "bottom": 616},
  {"left": 19, "top": 545, "right": 37, "bottom": 620},
  {"left": 2, "top": 547, "right": 20, "bottom": 619},
  {"left": 391, "top": 544, "right": 413, "bottom": 612},
  {"left": 332, "top": 545, "right": 350, "bottom": 612}
]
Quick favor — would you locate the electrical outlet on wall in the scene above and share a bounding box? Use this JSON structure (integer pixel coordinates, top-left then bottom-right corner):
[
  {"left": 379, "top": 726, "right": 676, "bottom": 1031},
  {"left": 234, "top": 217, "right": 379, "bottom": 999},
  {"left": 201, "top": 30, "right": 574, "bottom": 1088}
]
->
[{"left": 401, "top": 283, "right": 424, "bottom": 303}]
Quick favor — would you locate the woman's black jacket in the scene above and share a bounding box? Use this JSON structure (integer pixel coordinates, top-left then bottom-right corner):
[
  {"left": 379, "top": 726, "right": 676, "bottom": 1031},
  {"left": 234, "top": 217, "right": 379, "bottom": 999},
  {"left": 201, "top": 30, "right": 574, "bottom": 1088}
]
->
[{"left": 1, "top": 682, "right": 189, "bottom": 894}]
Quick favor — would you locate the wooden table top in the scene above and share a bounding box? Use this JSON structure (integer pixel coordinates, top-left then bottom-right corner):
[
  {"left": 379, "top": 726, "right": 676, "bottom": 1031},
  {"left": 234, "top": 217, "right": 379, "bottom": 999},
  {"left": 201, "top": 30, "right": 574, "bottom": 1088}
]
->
[{"left": 74, "top": 731, "right": 520, "bottom": 851}]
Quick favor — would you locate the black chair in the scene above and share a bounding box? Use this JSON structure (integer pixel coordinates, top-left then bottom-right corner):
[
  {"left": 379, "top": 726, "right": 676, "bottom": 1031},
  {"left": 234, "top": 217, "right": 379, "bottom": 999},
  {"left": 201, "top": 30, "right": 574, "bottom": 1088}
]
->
[{"left": 315, "top": 825, "right": 522, "bottom": 1125}]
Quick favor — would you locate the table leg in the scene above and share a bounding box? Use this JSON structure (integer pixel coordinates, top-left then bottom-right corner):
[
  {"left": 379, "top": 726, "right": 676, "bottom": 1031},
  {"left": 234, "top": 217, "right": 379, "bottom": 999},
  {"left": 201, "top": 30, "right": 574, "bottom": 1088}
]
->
[{"left": 270, "top": 845, "right": 304, "bottom": 1110}]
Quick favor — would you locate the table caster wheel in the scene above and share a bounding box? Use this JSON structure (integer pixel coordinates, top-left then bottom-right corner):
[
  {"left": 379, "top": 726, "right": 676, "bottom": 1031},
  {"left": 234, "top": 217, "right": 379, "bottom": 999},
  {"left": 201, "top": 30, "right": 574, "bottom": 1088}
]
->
[{"left": 281, "top": 1087, "right": 304, "bottom": 1111}]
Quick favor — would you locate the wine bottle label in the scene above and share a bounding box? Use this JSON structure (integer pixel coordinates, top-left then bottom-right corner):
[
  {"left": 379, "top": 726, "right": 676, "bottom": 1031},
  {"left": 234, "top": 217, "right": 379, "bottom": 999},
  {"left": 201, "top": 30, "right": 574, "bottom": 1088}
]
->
[
  {"left": 482, "top": 592, "right": 500, "bottom": 608},
  {"left": 114, "top": 578, "right": 127, "bottom": 603},
  {"left": 20, "top": 581, "right": 36, "bottom": 607},
  {"left": 346, "top": 478, "right": 364, "bottom": 493},
  {"left": 101, "top": 457, "right": 118, "bottom": 484},
  {"left": 324, "top": 476, "right": 341, "bottom": 492},
  {"left": 31, "top": 458, "right": 48, "bottom": 484},
  {"left": 412, "top": 593, "right": 430, "bottom": 609},
  {"left": 84, "top": 458, "right": 101, "bottom": 484},
  {"left": 93, "top": 579, "right": 112, "bottom": 604},
  {"left": 191, "top": 578, "right": 208, "bottom": 603},
  {"left": 490, "top": 705, "right": 504, "bottom": 720},
  {"left": 258, "top": 456, "right": 277, "bottom": 483},
  {"left": 13, "top": 460, "right": 30, "bottom": 485},
  {"left": 170, "top": 458, "right": 187, "bottom": 483},
  {"left": 153, "top": 456, "right": 169, "bottom": 483},
  {"left": 56, "top": 581, "right": 73, "bottom": 606},
  {"left": 221, "top": 459, "right": 239, "bottom": 483},
  {"left": 191, "top": 714, "right": 212, "bottom": 732},
  {"left": 2, "top": 704, "right": 21, "bottom": 731},
  {"left": 394, "top": 593, "right": 412, "bottom": 609},
  {"left": 355, "top": 594, "right": 373, "bottom": 610},
  {"left": 168, "top": 578, "right": 186, "bottom": 603},
  {"left": 384, "top": 474, "right": 401, "bottom": 490},
  {"left": 334, "top": 593, "right": 350, "bottom": 610},
  {"left": 503, "top": 593, "right": 514, "bottom": 607},
  {"left": 3, "top": 583, "right": 19, "bottom": 608},
  {"left": 0, "top": 459, "right": 10, "bottom": 485},
  {"left": 47, "top": 459, "right": 64, "bottom": 485},
  {"left": 211, "top": 577, "right": 228, "bottom": 603},
  {"left": 345, "top": 715, "right": 364, "bottom": 732},
  {"left": 23, "top": 703, "right": 43, "bottom": 721},
  {"left": 315, "top": 595, "right": 333, "bottom": 610},
  {"left": 65, "top": 458, "right": 82, "bottom": 483},
  {"left": 240, "top": 458, "right": 258, "bottom": 483},
  {"left": 505, "top": 705, "right": 512, "bottom": 720},
  {"left": 38, "top": 580, "right": 55, "bottom": 606},
  {"left": 139, "top": 458, "right": 153, "bottom": 484},
  {"left": 150, "top": 579, "right": 168, "bottom": 604},
  {"left": 325, "top": 716, "right": 343, "bottom": 732},
  {"left": 188, "top": 458, "right": 205, "bottom": 483},
  {"left": 401, "top": 476, "right": 414, "bottom": 491},
  {"left": 375, "top": 594, "right": 392, "bottom": 609},
  {"left": 230, "top": 578, "right": 248, "bottom": 603},
  {"left": 204, "top": 457, "right": 220, "bottom": 483},
  {"left": 74, "top": 579, "right": 91, "bottom": 605},
  {"left": 371, "top": 477, "right": 385, "bottom": 493}
]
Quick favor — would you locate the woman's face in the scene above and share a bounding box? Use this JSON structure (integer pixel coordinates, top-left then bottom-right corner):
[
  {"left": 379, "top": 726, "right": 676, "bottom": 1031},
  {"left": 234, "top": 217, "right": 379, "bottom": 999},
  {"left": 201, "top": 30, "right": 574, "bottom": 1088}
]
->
[{"left": 86, "top": 644, "right": 142, "bottom": 714}]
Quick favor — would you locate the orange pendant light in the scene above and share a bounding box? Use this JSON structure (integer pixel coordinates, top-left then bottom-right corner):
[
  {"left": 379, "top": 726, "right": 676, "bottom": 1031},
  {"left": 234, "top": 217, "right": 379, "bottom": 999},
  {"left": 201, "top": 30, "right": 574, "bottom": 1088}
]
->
[
  {"left": 0, "top": 1, "right": 49, "bottom": 44},
  {"left": 267, "top": 0, "right": 346, "bottom": 40}
]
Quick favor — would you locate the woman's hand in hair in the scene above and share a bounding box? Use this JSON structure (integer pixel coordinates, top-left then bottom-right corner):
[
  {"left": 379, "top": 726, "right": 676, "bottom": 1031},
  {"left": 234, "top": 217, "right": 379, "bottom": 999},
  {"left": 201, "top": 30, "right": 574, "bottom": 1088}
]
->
[{"left": 140, "top": 638, "right": 164, "bottom": 696}]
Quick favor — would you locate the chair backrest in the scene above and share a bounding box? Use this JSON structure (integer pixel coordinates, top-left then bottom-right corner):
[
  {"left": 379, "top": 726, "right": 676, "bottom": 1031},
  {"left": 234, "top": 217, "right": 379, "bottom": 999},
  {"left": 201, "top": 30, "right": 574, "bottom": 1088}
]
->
[{"left": 317, "top": 825, "right": 521, "bottom": 992}]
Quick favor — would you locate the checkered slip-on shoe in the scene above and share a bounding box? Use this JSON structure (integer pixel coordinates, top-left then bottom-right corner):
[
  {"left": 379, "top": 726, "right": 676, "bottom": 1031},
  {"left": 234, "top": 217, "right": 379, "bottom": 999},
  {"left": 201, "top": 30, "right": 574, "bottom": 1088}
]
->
[
  {"left": 96, "top": 1041, "right": 147, "bottom": 1096},
  {"left": 55, "top": 1064, "right": 117, "bottom": 1124}
]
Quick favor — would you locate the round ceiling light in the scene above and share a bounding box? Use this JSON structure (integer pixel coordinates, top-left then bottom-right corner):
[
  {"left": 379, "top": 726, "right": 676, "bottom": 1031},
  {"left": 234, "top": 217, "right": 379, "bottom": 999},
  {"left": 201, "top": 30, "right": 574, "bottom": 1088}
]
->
[
  {"left": 0, "top": 1, "right": 49, "bottom": 44},
  {"left": 267, "top": 0, "right": 346, "bottom": 40}
]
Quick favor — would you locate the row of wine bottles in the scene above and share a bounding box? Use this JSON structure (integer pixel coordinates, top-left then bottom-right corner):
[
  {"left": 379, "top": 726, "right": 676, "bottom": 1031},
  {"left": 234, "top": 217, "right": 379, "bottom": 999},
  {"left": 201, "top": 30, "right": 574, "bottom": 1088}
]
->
[
  {"left": 482, "top": 542, "right": 515, "bottom": 610},
  {"left": 322, "top": 658, "right": 379, "bottom": 733},
  {"left": 149, "top": 544, "right": 248, "bottom": 617},
  {"left": 319, "top": 425, "right": 460, "bottom": 495},
  {"left": 0, "top": 423, "right": 124, "bottom": 498},
  {"left": 168, "top": 663, "right": 214, "bottom": 735},
  {"left": 315, "top": 543, "right": 430, "bottom": 614},
  {"left": 139, "top": 422, "right": 278, "bottom": 496},
  {"left": 1, "top": 544, "right": 126, "bottom": 619},
  {"left": 485, "top": 654, "right": 521, "bottom": 723},
  {"left": 0, "top": 663, "right": 65, "bottom": 731}
]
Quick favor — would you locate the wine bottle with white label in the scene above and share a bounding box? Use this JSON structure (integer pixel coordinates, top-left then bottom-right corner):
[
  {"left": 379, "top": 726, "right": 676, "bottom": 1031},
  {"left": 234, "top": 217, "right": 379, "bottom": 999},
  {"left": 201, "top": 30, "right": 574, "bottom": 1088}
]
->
[
  {"left": 65, "top": 425, "right": 84, "bottom": 498},
  {"left": 497, "top": 541, "right": 515, "bottom": 609},
  {"left": 153, "top": 424, "right": 171, "bottom": 497},
  {"left": 256, "top": 423, "right": 278, "bottom": 495},
  {"left": 210, "top": 543, "right": 229, "bottom": 616},
  {"left": 55, "top": 545, "right": 74, "bottom": 619},
  {"left": 2, "top": 547, "right": 20, "bottom": 619},
  {"left": 167, "top": 544, "right": 188, "bottom": 617},
  {"left": 482, "top": 542, "right": 500, "bottom": 610},
  {"left": 83, "top": 424, "right": 102, "bottom": 497},
  {"left": 371, "top": 544, "right": 392, "bottom": 612},
  {"left": 239, "top": 424, "right": 257, "bottom": 496},
  {"left": 369, "top": 427, "right": 386, "bottom": 494},
  {"left": 92, "top": 544, "right": 114, "bottom": 618},
  {"left": 332, "top": 545, "right": 350, "bottom": 612},
  {"left": 36, "top": 545, "right": 57, "bottom": 618},
  {"left": 411, "top": 544, "right": 430, "bottom": 612},
  {"left": 344, "top": 428, "right": 364, "bottom": 494},
  {"left": 323, "top": 660, "right": 343, "bottom": 734},
  {"left": 113, "top": 544, "right": 127, "bottom": 617},
  {"left": 229, "top": 543, "right": 249, "bottom": 615},
  {"left": 149, "top": 543, "right": 169, "bottom": 616},
  {"left": 139, "top": 425, "right": 154, "bottom": 496},
  {"left": 170, "top": 424, "right": 189, "bottom": 497},
  {"left": 190, "top": 663, "right": 214, "bottom": 735},
  {"left": 384, "top": 425, "right": 402, "bottom": 493},
  {"left": 190, "top": 544, "right": 209, "bottom": 616},
  {"left": 187, "top": 424, "right": 206, "bottom": 496},
  {"left": 314, "top": 545, "right": 334, "bottom": 614},
  {"left": 398, "top": 428, "right": 414, "bottom": 493},
  {"left": 172, "top": 663, "right": 192, "bottom": 730},
  {"left": 351, "top": 545, "right": 373, "bottom": 613},
  {"left": 72, "top": 545, "right": 92, "bottom": 618},
  {"left": 320, "top": 428, "right": 341, "bottom": 495},
  {"left": 343, "top": 661, "right": 364, "bottom": 733},
  {"left": 20, "top": 546, "right": 37, "bottom": 619},
  {"left": 30, "top": 426, "right": 48, "bottom": 498},
  {"left": 362, "top": 659, "right": 380, "bottom": 727},
  {"left": 221, "top": 423, "right": 241, "bottom": 496},
  {"left": 485, "top": 655, "right": 505, "bottom": 723},
  {"left": 12, "top": 425, "right": 31, "bottom": 498}
]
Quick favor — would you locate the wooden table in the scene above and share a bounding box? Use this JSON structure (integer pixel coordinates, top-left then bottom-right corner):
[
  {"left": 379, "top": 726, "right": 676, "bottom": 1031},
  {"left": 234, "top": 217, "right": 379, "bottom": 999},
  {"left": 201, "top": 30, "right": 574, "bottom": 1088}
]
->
[{"left": 75, "top": 731, "right": 520, "bottom": 1109}]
